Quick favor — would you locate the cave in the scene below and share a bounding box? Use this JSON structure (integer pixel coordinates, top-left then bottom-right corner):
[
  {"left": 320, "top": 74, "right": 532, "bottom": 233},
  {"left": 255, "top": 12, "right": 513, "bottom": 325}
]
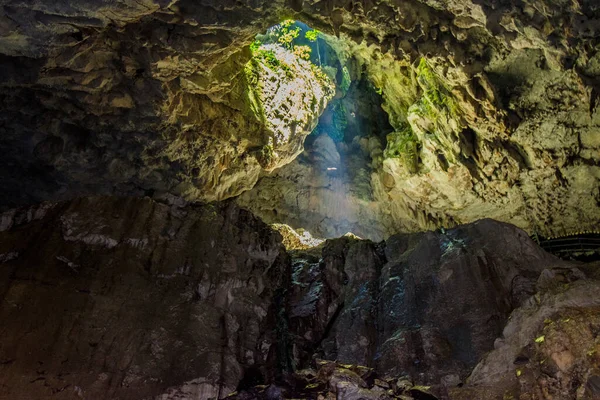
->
[{"left": 1, "top": 1, "right": 600, "bottom": 400}]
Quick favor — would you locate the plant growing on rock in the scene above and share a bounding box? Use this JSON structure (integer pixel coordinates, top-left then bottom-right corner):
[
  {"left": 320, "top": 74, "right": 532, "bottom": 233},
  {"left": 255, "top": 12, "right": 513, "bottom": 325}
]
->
[
  {"left": 305, "top": 29, "right": 319, "bottom": 42},
  {"left": 381, "top": 58, "right": 463, "bottom": 174},
  {"left": 266, "top": 20, "right": 301, "bottom": 50},
  {"left": 414, "top": 57, "right": 460, "bottom": 123},
  {"left": 384, "top": 125, "right": 419, "bottom": 174},
  {"left": 293, "top": 45, "right": 312, "bottom": 61},
  {"left": 305, "top": 29, "right": 321, "bottom": 66}
]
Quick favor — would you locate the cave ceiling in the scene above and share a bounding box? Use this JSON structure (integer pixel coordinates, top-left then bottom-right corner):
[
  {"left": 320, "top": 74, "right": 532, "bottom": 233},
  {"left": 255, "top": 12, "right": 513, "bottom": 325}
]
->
[{"left": 0, "top": 0, "right": 599, "bottom": 239}]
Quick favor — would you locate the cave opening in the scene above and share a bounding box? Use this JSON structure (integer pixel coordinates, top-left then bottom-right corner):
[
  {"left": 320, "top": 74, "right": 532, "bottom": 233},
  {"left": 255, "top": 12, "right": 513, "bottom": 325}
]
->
[
  {"left": 3, "top": 3, "right": 600, "bottom": 399},
  {"left": 241, "top": 20, "right": 395, "bottom": 244},
  {"left": 248, "top": 19, "right": 393, "bottom": 150}
]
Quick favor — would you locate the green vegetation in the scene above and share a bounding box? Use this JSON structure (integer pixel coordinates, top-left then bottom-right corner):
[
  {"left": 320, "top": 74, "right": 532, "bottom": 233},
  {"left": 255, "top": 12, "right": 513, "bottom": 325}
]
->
[
  {"left": 273, "top": 20, "right": 300, "bottom": 49},
  {"left": 305, "top": 29, "right": 320, "bottom": 42},
  {"left": 250, "top": 39, "right": 262, "bottom": 54},
  {"left": 381, "top": 57, "right": 462, "bottom": 174},
  {"left": 241, "top": 20, "right": 336, "bottom": 162},
  {"left": 243, "top": 59, "right": 265, "bottom": 123},
  {"left": 249, "top": 21, "right": 340, "bottom": 88},
  {"left": 413, "top": 57, "right": 460, "bottom": 122},
  {"left": 245, "top": 21, "right": 345, "bottom": 149},
  {"left": 310, "top": 64, "right": 334, "bottom": 91},
  {"left": 340, "top": 66, "right": 351, "bottom": 94},
  {"left": 247, "top": 47, "right": 293, "bottom": 79},
  {"left": 293, "top": 45, "right": 312, "bottom": 61},
  {"left": 305, "top": 29, "right": 321, "bottom": 66},
  {"left": 534, "top": 335, "right": 545, "bottom": 343},
  {"left": 258, "top": 20, "right": 310, "bottom": 55},
  {"left": 384, "top": 125, "right": 419, "bottom": 173},
  {"left": 254, "top": 49, "right": 280, "bottom": 69},
  {"left": 248, "top": 21, "right": 321, "bottom": 79},
  {"left": 245, "top": 20, "right": 337, "bottom": 105}
]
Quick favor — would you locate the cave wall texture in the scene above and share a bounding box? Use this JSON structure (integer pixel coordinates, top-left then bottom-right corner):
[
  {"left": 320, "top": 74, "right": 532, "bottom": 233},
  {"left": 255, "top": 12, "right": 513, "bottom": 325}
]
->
[
  {"left": 1, "top": 198, "right": 600, "bottom": 399},
  {"left": 0, "top": 0, "right": 599, "bottom": 239},
  {"left": 2, "top": 2, "right": 600, "bottom": 399},
  {"left": 0, "top": 197, "right": 290, "bottom": 399}
]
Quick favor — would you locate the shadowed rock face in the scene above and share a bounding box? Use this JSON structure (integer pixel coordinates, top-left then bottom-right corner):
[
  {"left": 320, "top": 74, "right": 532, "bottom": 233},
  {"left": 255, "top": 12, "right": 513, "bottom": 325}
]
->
[
  {"left": 2, "top": 197, "right": 598, "bottom": 400},
  {"left": 1, "top": 0, "right": 600, "bottom": 237},
  {"left": 0, "top": 197, "right": 290, "bottom": 399},
  {"left": 450, "top": 265, "right": 600, "bottom": 400},
  {"left": 285, "top": 220, "right": 571, "bottom": 392}
]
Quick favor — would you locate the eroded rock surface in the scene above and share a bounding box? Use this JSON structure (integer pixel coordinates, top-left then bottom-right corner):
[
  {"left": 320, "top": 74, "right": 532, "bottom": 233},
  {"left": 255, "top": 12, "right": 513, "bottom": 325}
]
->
[
  {"left": 0, "top": 1, "right": 335, "bottom": 208},
  {"left": 1, "top": 0, "right": 600, "bottom": 237},
  {"left": 0, "top": 197, "right": 289, "bottom": 399},
  {"left": 449, "top": 266, "right": 600, "bottom": 399},
  {"left": 283, "top": 220, "right": 573, "bottom": 396},
  {"left": 1, "top": 198, "right": 599, "bottom": 399}
]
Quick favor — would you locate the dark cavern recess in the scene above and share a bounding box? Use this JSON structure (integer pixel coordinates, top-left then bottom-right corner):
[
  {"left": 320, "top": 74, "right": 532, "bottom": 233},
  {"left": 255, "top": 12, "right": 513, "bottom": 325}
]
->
[{"left": 0, "top": 1, "right": 600, "bottom": 399}]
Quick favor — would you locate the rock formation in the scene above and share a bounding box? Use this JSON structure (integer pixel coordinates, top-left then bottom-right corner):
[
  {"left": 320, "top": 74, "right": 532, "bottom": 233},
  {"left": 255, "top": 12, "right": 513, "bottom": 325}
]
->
[
  {"left": 1, "top": 0, "right": 599, "bottom": 237},
  {"left": 2, "top": 1, "right": 600, "bottom": 399},
  {"left": 1, "top": 198, "right": 599, "bottom": 399},
  {"left": 0, "top": 197, "right": 289, "bottom": 399}
]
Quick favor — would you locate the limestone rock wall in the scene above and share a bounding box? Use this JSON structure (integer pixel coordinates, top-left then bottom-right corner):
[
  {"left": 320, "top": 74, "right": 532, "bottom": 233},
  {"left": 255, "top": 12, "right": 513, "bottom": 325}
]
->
[
  {"left": 285, "top": 219, "right": 573, "bottom": 394},
  {"left": 0, "top": 197, "right": 289, "bottom": 399},
  {"left": 1, "top": 0, "right": 600, "bottom": 237},
  {"left": 0, "top": 0, "right": 334, "bottom": 208},
  {"left": 1, "top": 198, "right": 599, "bottom": 399}
]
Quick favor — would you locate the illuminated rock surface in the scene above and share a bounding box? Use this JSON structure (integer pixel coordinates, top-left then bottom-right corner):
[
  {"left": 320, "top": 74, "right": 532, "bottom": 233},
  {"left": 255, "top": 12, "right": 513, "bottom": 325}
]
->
[{"left": 1, "top": 0, "right": 599, "bottom": 236}]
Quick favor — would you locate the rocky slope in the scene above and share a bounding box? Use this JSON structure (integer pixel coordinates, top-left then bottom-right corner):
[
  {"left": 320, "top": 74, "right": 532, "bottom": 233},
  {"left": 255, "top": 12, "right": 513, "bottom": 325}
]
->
[
  {"left": 1, "top": 197, "right": 599, "bottom": 399},
  {"left": 1, "top": 0, "right": 599, "bottom": 237}
]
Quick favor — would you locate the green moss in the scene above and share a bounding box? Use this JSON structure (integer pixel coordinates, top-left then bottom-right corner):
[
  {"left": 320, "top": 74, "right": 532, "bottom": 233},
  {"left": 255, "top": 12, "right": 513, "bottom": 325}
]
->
[
  {"left": 383, "top": 124, "right": 419, "bottom": 173},
  {"left": 249, "top": 48, "right": 294, "bottom": 79},
  {"left": 243, "top": 60, "right": 266, "bottom": 123},
  {"left": 254, "top": 49, "right": 281, "bottom": 70},
  {"left": 256, "top": 143, "right": 274, "bottom": 168},
  {"left": 415, "top": 57, "right": 460, "bottom": 121},
  {"left": 250, "top": 39, "right": 262, "bottom": 54},
  {"left": 340, "top": 66, "right": 351, "bottom": 94}
]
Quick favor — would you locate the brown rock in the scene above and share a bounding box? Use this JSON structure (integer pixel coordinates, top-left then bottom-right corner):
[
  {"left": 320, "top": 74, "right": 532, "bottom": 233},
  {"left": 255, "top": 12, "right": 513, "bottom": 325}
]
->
[{"left": 0, "top": 197, "right": 290, "bottom": 400}]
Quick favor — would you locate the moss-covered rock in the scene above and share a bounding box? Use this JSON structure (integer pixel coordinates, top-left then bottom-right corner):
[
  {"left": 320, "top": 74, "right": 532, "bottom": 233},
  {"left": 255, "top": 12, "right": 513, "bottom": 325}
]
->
[{"left": 243, "top": 44, "right": 335, "bottom": 171}]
